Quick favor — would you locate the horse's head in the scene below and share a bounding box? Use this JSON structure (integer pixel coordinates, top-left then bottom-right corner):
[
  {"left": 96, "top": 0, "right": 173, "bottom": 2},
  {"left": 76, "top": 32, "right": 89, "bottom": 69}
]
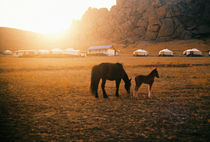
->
[
  {"left": 153, "top": 68, "right": 159, "bottom": 78},
  {"left": 125, "top": 78, "right": 132, "bottom": 94}
]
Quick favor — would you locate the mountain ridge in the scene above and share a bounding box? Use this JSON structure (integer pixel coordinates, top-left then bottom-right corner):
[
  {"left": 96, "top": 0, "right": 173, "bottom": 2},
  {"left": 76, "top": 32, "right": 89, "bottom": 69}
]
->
[{"left": 69, "top": 0, "right": 210, "bottom": 44}]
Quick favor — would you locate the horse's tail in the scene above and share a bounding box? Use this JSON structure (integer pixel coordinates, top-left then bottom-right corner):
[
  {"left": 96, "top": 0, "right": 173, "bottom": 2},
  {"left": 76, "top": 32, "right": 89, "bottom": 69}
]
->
[{"left": 90, "top": 65, "right": 100, "bottom": 95}]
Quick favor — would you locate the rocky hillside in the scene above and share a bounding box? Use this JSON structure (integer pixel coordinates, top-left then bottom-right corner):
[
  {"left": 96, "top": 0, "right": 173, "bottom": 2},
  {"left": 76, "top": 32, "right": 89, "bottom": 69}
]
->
[{"left": 70, "top": 0, "right": 210, "bottom": 44}]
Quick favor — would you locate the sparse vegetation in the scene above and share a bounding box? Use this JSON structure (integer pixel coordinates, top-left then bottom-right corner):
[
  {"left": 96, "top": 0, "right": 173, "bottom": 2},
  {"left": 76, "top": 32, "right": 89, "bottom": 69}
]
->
[{"left": 0, "top": 56, "right": 210, "bottom": 141}]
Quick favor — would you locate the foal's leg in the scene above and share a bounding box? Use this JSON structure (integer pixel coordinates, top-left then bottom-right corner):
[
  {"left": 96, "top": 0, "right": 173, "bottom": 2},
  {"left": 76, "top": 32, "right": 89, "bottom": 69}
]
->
[
  {"left": 133, "top": 83, "right": 142, "bottom": 98},
  {"left": 148, "top": 83, "right": 153, "bottom": 98},
  {"left": 115, "top": 79, "right": 121, "bottom": 97},
  {"left": 101, "top": 79, "right": 108, "bottom": 98}
]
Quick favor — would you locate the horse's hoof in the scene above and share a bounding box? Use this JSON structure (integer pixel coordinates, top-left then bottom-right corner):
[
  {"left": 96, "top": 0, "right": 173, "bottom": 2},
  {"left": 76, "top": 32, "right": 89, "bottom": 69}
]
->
[
  {"left": 95, "top": 95, "right": 99, "bottom": 98},
  {"left": 103, "top": 95, "right": 108, "bottom": 98}
]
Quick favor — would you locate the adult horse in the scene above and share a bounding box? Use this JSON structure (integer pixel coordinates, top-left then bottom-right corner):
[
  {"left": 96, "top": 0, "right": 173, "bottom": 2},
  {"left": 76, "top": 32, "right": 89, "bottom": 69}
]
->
[{"left": 90, "top": 63, "right": 131, "bottom": 98}]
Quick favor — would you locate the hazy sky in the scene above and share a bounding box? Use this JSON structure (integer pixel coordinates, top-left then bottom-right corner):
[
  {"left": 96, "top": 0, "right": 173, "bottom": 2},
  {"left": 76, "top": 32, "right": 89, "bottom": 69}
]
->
[{"left": 0, "top": 0, "right": 116, "bottom": 33}]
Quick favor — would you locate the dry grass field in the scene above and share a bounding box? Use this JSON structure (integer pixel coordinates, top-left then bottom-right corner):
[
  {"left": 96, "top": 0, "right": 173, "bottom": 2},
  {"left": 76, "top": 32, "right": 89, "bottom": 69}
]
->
[{"left": 0, "top": 55, "right": 210, "bottom": 141}]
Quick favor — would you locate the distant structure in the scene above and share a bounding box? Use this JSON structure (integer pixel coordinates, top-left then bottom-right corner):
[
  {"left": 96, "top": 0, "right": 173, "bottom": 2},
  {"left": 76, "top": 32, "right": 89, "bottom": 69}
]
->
[
  {"left": 80, "top": 52, "right": 87, "bottom": 57},
  {"left": 51, "top": 48, "right": 63, "bottom": 55},
  {"left": 38, "top": 49, "right": 50, "bottom": 55},
  {"left": 63, "top": 48, "right": 80, "bottom": 56},
  {"left": 13, "top": 48, "right": 84, "bottom": 57},
  {"left": 159, "top": 48, "right": 173, "bottom": 56},
  {"left": 183, "top": 48, "right": 202, "bottom": 56},
  {"left": 88, "top": 45, "right": 119, "bottom": 56},
  {"left": 133, "top": 49, "right": 148, "bottom": 56},
  {"left": 3, "top": 50, "right": 12, "bottom": 55},
  {"left": 13, "top": 50, "right": 38, "bottom": 57}
]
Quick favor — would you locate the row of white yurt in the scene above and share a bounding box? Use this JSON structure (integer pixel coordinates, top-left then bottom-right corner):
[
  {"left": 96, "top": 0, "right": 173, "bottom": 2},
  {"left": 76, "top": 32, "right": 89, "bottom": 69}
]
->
[
  {"left": 63, "top": 48, "right": 80, "bottom": 56},
  {"left": 183, "top": 48, "right": 202, "bottom": 56},
  {"left": 3, "top": 48, "right": 205, "bottom": 57},
  {"left": 133, "top": 48, "right": 204, "bottom": 56},
  {"left": 50, "top": 48, "right": 81, "bottom": 55},
  {"left": 13, "top": 50, "right": 38, "bottom": 57},
  {"left": 133, "top": 48, "right": 174, "bottom": 56},
  {"left": 12, "top": 48, "right": 82, "bottom": 57}
]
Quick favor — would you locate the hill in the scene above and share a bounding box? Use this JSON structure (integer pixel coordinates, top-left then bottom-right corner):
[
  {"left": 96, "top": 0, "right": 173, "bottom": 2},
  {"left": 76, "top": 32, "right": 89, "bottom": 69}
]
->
[
  {"left": 0, "top": 27, "right": 41, "bottom": 50},
  {"left": 0, "top": 27, "right": 70, "bottom": 51}
]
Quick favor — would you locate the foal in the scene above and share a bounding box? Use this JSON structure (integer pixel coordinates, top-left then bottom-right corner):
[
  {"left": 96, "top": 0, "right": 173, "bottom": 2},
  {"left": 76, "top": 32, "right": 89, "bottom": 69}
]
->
[{"left": 133, "top": 68, "right": 159, "bottom": 98}]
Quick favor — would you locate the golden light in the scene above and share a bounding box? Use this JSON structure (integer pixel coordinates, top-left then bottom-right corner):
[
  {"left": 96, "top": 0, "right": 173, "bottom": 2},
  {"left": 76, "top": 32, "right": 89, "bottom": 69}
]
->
[{"left": 0, "top": 0, "right": 116, "bottom": 34}]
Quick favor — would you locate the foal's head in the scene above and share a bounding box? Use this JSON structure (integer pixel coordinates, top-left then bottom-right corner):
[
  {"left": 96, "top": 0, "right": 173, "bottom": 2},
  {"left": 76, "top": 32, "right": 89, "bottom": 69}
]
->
[
  {"left": 153, "top": 68, "right": 159, "bottom": 78},
  {"left": 125, "top": 78, "right": 132, "bottom": 94}
]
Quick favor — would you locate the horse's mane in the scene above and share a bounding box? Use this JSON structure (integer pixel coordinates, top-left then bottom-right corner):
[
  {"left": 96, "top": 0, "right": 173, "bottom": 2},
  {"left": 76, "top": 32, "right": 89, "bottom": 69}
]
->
[
  {"left": 116, "top": 62, "right": 123, "bottom": 66},
  {"left": 118, "top": 63, "right": 130, "bottom": 82},
  {"left": 152, "top": 68, "right": 157, "bottom": 72},
  {"left": 116, "top": 62, "right": 124, "bottom": 70},
  {"left": 148, "top": 68, "right": 157, "bottom": 76}
]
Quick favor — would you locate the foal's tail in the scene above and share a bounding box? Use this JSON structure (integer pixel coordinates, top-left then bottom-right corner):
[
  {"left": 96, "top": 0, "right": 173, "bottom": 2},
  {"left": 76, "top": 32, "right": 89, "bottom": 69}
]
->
[{"left": 90, "top": 65, "right": 100, "bottom": 95}]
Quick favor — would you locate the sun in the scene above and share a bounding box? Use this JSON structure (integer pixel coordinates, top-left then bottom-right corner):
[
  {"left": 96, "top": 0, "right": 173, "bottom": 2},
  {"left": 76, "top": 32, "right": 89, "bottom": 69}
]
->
[{"left": 0, "top": 0, "right": 116, "bottom": 34}]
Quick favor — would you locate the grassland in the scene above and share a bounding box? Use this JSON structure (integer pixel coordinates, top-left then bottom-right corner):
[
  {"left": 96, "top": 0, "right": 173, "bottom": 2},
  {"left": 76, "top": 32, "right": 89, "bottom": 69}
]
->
[{"left": 0, "top": 55, "right": 210, "bottom": 141}]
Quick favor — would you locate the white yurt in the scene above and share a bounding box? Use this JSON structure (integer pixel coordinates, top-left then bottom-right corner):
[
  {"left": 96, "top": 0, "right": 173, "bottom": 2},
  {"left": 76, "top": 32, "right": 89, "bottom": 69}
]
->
[
  {"left": 64, "top": 48, "right": 80, "bottom": 56},
  {"left": 3, "top": 50, "right": 12, "bottom": 55},
  {"left": 38, "top": 49, "right": 50, "bottom": 55},
  {"left": 51, "top": 48, "right": 63, "bottom": 54},
  {"left": 13, "top": 50, "right": 38, "bottom": 57},
  {"left": 183, "top": 48, "right": 202, "bottom": 56},
  {"left": 80, "top": 52, "right": 87, "bottom": 57},
  {"left": 159, "top": 48, "right": 173, "bottom": 56},
  {"left": 133, "top": 49, "right": 148, "bottom": 56}
]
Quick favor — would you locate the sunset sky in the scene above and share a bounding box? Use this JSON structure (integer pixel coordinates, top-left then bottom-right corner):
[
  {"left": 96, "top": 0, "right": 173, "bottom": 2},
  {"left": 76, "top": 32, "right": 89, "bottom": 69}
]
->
[{"left": 0, "top": 0, "right": 116, "bottom": 34}]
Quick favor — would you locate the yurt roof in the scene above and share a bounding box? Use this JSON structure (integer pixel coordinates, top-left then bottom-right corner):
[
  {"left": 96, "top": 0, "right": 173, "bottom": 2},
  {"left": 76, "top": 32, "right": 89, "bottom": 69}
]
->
[
  {"left": 39, "top": 49, "right": 49, "bottom": 52},
  {"left": 88, "top": 45, "right": 113, "bottom": 50},
  {"left": 65, "top": 48, "right": 74, "bottom": 51},
  {"left": 191, "top": 48, "right": 201, "bottom": 51},
  {"left": 184, "top": 48, "right": 201, "bottom": 52},
  {"left": 160, "top": 48, "right": 173, "bottom": 52},
  {"left": 51, "top": 48, "right": 63, "bottom": 51},
  {"left": 4, "top": 49, "right": 11, "bottom": 52},
  {"left": 135, "top": 49, "right": 148, "bottom": 52}
]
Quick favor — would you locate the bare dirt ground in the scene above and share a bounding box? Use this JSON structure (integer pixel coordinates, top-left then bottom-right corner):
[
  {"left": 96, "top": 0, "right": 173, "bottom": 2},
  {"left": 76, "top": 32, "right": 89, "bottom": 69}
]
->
[{"left": 0, "top": 55, "right": 210, "bottom": 141}]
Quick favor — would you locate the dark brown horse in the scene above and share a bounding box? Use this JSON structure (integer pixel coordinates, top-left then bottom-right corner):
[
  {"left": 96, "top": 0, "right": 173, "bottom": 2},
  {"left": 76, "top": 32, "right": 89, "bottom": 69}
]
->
[
  {"left": 90, "top": 63, "right": 131, "bottom": 98},
  {"left": 133, "top": 68, "right": 159, "bottom": 98}
]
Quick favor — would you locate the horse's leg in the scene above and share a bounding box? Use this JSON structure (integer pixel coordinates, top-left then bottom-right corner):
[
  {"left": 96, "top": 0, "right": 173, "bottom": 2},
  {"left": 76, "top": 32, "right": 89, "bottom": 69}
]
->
[
  {"left": 115, "top": 79, "right": 121, "bottom": 97},
  {"left": 133, "top": 83, "right": 142, "bottom": 98},
  {"left": 95, "top": 78, "right": 100, "bottom": 98},
  {"left": 101, "top": 79, "right": 108, "bottom": 98}
]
